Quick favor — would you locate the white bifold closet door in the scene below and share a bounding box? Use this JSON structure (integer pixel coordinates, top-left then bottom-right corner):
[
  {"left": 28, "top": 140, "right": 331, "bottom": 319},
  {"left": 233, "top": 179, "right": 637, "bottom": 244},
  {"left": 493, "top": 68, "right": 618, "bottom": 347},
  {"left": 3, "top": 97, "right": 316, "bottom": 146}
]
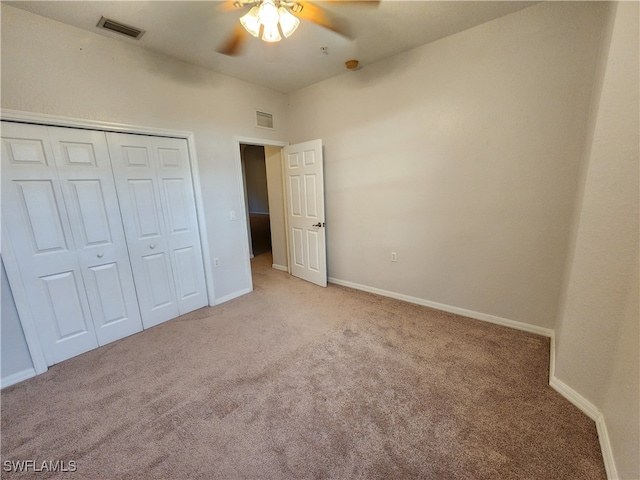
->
[
  {"left": 2, "top": 122, "right": 209, "bottom": 367},
  {"left": 1, "top": 122, "right": 143, "bottom": 365},
  {"left": 106, "top": 133, "right": 208, "bottom": 329}
]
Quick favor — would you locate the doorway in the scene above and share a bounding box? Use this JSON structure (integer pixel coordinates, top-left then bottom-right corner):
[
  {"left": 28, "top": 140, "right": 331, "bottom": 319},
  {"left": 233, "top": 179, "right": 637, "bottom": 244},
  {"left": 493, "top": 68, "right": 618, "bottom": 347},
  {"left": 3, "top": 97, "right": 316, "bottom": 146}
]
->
[
  {"left": 242, "top": 144, "right": 271, "bottom": 257},
  {"left": 239, "top": 143, "right": 288, "bottom": 272}
]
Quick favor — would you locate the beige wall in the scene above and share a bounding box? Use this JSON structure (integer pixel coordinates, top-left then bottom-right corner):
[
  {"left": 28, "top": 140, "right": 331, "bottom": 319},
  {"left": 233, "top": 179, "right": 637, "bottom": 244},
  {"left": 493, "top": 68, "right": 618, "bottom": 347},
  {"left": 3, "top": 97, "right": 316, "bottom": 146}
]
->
[
  {"left": 0, "top": 4, "right": 288, "bottom": 302},
  {"left": 601, "top": 258, "right": 639, "bottom": 479},
  {"left": 265, "top": 146, "right": 288, "bottom": 270},
  {"left": 555, "top": 2, "right": 639, "bottom": 478},
  {"left": 1, "top": 259, "right": 33, "bottom": 379},
  {"left": 287, "top": 1, "right": 610, "bottom": 329}
]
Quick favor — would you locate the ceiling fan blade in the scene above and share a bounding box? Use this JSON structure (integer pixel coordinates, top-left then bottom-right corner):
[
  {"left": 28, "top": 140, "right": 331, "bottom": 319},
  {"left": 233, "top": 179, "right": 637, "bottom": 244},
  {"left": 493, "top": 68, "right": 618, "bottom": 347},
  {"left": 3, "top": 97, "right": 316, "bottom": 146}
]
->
[
  {"left": 217, "top": 23, "right": 249, "bottom": 56},
  {"left": 295, "top": 1, "right": 353, "bottom": 38}
]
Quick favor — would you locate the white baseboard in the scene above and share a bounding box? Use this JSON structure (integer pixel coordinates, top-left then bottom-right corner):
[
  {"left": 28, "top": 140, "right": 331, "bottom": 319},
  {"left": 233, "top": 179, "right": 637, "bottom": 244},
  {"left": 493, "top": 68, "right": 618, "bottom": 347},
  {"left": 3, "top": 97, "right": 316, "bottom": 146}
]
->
[
  {"left": 272, "top": 264, "right": 288, "bottom": 272},
  {"left": 549, "top": 340, "right": 617, "bottom": 479},
  {"left": 596, "top": 415, "right": 618, "bottom": 480},
  {"left": 327, "top": 277, "right": 553, "bottom": 338},
  {"left": 549, "top": 374, "right": 601, "bottom": 421},
  {"left": 215, "top": 287, "right": 252, "bottom": 305},
  {"left": 1, "top": 368, "right": 36, "bottom": 389},
  {"left": 549, "top": 331, "right": 556, "bottom": 380}
]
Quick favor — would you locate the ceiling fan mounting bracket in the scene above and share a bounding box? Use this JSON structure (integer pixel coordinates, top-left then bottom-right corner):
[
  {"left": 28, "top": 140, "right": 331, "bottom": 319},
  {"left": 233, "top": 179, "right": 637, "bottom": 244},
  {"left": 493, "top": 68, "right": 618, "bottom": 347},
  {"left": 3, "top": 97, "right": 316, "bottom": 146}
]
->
[{"left": 232, "top": 0, "right": 303, "bottom": 12}]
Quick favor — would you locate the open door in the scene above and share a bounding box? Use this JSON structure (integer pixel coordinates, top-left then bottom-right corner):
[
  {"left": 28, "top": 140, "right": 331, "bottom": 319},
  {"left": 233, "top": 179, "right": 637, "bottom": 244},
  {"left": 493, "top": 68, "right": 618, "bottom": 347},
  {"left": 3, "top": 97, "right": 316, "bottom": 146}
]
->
[{"left": 283, "top": 139, "right": 327, "bottom": 287}]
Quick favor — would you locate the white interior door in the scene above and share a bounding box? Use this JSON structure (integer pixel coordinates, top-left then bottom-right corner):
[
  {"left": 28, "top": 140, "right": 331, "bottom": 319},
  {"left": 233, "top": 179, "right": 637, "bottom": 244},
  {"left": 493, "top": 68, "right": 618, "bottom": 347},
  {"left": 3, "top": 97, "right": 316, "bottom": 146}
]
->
[
  {"left": 1, "top": 122, "right": 99, "bottom": 365},
  {"left": 284, "top": 139, "right": 327, "bottom": 287},
  {"left": 47, "top": 127, "right": 143, "bottom": 345},
  {"left": 106, "top": 132, "right": 180, "bottom": 328},
  {"left": 152, "top": 136, "right": 208, "bottom": 314}
]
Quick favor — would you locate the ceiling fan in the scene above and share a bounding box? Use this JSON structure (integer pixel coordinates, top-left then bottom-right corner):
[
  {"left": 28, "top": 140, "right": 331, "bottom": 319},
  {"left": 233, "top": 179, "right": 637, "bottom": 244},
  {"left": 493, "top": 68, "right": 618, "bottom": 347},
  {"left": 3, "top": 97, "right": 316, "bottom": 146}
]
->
[{"left": 217, "top": 0, "right": 379, "bottom": 56}]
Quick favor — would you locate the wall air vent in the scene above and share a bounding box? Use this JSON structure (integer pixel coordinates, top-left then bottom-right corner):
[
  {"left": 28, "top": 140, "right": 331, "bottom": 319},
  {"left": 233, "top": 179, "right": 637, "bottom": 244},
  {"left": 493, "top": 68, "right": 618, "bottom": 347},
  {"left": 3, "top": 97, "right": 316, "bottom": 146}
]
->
[
  {"left": 97, "top": 16, "right": 145, "bottom": 40},
  {"left": 255, "top": 110, "right": 274, "bottom": 130}
]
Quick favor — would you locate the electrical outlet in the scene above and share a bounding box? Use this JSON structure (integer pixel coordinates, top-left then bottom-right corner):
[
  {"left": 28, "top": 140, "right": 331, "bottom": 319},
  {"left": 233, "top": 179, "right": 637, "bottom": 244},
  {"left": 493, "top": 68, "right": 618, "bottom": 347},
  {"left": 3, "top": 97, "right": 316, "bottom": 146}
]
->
[
  {"left": 214, "top": 258, "right": 220, "bottom": 267},
  {"left": 230, "top": 211, "right": 236, "bottom": 221},
  {"left": 391, "top": 252, "right": 397, "bottom": 262}
]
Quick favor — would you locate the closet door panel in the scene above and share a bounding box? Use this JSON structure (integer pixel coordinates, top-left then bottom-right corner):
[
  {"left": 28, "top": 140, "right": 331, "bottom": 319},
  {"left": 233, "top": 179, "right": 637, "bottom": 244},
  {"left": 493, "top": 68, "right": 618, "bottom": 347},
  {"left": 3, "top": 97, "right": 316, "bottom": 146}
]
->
[
  {"left": 128, "top": 178, "right": 164, "bottom": 238},
  {"left": 142, "top": 252, "right": 175, "bottom": 308},
  {"left": 88, "top": 262, "right": 131, "bottom": 326},
  {"left": 106, "top": 132, "right": 180, "bottom": 328},
  {"left": 48, "top": 127, "right": 143, "bottom": 344},
  {"left": 68, "top": 179, "right": 112, "bottom": 245},
  {"left": 153, "top": 137, "right": 208, "bottom": 314},
  {"left": 14, "top": 180, "right": 67, "bottom": 253},
  {"left": 1, "top": 122, "right": 98, "bottom": 365},
  {"left": 40, "top": 271, "right": 89, "bottom": 339}
]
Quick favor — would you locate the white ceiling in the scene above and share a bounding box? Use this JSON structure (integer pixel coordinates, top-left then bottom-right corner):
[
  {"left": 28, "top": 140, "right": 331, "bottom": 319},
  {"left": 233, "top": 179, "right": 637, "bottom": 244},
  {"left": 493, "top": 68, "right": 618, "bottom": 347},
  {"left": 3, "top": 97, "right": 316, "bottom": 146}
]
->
[{"left": 6, "top": 1, "right": 538, "bottom": 93}]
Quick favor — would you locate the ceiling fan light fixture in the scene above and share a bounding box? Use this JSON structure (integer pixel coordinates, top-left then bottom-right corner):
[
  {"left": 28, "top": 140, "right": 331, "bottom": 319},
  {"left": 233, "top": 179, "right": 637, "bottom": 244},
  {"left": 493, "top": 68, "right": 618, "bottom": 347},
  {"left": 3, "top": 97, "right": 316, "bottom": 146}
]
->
[
  {"left": 258, "top": 0, "right": 280, "bottom": 27},
  {"left": 262, "top": 22, "right": 282, "bottom": 42},
  {"left": 240, "top": 6, "right": 261, "bottom": 37},
  {"left": 257, "top": 0, "right": 282, "bottom": 42},
  {"left": 237, "top": 0, "right": 301, "bottom": 43},
  {"left": 278, "top": 7, "right": 300, "bottom": 38}
]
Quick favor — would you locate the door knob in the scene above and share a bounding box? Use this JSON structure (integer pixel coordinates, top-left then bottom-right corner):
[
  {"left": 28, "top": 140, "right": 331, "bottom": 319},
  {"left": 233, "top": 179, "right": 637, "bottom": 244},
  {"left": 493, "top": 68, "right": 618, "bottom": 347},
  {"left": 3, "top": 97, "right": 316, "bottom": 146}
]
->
[
  {"left": 97, "top": 252, "right": 104, "bottom": 258},
  {"left": 312, "top": 222, "right": 325, "bottom": 228}
]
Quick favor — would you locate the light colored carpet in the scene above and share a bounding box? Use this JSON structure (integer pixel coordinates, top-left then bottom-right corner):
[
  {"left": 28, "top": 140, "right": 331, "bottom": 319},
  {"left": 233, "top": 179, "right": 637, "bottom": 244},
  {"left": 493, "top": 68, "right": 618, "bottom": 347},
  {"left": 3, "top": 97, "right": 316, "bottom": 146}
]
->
[{"left": 1, "top": 253, "right": 606, "bottom": 479}]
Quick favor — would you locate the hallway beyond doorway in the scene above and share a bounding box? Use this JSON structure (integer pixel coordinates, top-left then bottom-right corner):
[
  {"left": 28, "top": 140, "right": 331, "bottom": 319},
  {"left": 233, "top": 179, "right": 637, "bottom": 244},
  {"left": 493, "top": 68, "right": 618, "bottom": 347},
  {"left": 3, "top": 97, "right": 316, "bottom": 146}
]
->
[{"left": 249, "top": 213, "right": 271, "bottom": 257}]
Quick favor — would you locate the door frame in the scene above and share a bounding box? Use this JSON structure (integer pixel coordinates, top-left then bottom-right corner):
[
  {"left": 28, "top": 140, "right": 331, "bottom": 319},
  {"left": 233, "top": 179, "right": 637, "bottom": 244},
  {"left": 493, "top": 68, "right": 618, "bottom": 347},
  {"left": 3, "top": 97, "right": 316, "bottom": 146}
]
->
[
  {"left": 1, "top": 109, "right": 217, "bottom": 375},
  {"left": 233, "top": 136, "right": 289, "bottom": 291}
]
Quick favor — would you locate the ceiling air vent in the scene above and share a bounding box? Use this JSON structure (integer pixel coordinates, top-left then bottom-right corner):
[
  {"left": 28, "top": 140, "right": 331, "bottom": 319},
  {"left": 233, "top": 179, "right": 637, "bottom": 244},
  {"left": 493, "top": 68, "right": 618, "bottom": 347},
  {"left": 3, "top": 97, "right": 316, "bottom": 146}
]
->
[
  {"left": 255, "top": 110, "right": 274, "bottom": 130},
  {"left": 97, "top": 16, "right": 145, "bottom": 40}
]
